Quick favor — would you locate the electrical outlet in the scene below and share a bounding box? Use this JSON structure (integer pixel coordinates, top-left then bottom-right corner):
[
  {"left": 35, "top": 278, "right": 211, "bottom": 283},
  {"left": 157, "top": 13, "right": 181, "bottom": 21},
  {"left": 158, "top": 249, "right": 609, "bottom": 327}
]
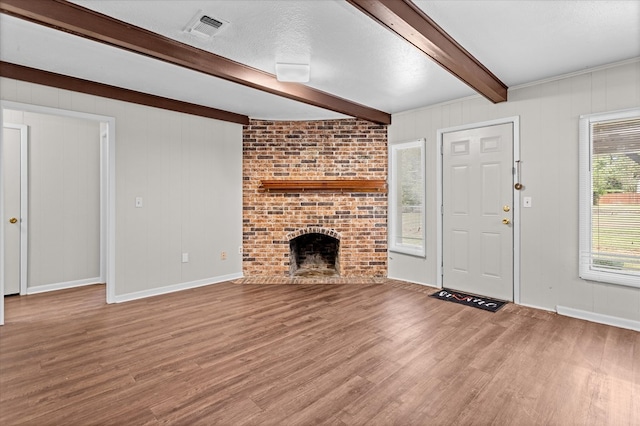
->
[
  {"left": 238, "top": 245, "right": 243, "bottom": 255},
  {"left": 220, "top": 251, "right": 227, "bottom": 261}
]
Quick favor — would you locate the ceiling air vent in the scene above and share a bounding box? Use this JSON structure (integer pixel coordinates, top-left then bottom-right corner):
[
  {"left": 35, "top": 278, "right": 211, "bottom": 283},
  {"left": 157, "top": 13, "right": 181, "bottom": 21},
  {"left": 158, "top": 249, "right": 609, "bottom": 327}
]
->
[{"left": 184, "top": 11, "right": 229, "bottom": 38}]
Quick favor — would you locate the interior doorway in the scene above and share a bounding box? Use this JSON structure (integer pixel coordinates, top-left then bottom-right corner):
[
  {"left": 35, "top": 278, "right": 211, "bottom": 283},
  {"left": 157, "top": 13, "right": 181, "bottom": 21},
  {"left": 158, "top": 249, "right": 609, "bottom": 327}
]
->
[
  {"left": 437, "top": 117, "right": 521, "bottom": 303},
  {"left": 0, "top": 101, "right": 116, "bottom": 325}
]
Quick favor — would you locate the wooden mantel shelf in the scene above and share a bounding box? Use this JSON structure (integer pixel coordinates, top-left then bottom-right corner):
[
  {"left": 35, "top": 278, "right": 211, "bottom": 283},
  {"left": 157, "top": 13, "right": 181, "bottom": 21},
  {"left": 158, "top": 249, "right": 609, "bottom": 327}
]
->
[{"left": 260, "top": 179, "right": 387, "bottom": 193}]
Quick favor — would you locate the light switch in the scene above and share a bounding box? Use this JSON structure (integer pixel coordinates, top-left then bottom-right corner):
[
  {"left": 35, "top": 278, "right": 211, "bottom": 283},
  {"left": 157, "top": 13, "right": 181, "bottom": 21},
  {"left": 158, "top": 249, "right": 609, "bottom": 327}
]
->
[
  {"left": 182, "top": 253, "right": 189, "bottom": 263},
  {"left": 523, "top": 196, "right": 532, "bottom": 208},
  {"left": 135, "top": 197, "right": 143, "bottom": 208}
]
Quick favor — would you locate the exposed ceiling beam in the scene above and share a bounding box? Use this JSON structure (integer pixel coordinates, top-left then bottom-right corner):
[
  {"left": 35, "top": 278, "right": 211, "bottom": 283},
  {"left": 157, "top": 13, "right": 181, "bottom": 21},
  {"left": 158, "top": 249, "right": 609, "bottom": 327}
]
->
[
  {"left": 347, "top": 0, "right": 508, "bottom": 103},
  {"left": 0, "top": 0, "right": 391, "bottom": 125},
  {"left": 0, "top": 61, "right": 250, "bottom": 125}
]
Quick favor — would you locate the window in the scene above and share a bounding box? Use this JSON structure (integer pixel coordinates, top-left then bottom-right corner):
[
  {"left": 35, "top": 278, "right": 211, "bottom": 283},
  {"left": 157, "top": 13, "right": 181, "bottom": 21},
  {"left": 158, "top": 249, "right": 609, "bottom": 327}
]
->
[
  {"left": 579, "top": 108, "right": 640, "bottom": 288},
  {"left": 389, "top": 139, "right": 425, "bottom": 257}
]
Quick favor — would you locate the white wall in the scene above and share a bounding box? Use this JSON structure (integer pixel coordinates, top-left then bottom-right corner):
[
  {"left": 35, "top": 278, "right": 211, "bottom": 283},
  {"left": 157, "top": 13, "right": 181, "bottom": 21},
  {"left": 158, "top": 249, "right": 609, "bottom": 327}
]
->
[
  {"left": 1, "top": 77, "right": 243, "bottom": 300},
  {"left": 389, "top": 60, "right": 640, "bottom": 325},
  {"left": 3, "top": 110, "right": 101, "bottom": 290}
]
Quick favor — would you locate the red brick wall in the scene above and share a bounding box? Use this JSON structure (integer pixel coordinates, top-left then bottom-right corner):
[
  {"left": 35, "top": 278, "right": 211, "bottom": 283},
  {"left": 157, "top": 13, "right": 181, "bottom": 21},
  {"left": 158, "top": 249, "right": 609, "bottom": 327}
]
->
[{"left": 242, "top": 119, "right": 388, "bottom": 277}]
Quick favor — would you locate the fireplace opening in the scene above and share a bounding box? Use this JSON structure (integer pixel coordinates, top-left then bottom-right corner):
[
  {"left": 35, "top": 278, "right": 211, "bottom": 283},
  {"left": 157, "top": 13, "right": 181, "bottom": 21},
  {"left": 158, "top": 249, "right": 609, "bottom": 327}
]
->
[{"left": 289, "top": 233, "right": 340, "bottom": 277}]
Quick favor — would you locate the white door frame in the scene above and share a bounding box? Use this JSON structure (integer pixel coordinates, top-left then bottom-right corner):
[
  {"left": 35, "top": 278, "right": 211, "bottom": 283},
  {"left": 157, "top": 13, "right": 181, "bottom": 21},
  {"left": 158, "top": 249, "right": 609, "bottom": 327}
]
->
[
  {"left": 0, "top": 101, "right": 116, "bottom": 325},
  {"left": 436, "top": 116, "right": 521, "bottom": 304},
  {"left": 2, "top": 123, "right": 29, "bottom": 296}
]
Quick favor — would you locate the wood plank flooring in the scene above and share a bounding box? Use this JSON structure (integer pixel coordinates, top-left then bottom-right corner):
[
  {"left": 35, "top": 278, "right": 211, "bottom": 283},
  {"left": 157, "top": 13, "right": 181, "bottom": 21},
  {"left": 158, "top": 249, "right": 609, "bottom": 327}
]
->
[{"left": 1, "top": 281, "right": 639, "bottom": 425}]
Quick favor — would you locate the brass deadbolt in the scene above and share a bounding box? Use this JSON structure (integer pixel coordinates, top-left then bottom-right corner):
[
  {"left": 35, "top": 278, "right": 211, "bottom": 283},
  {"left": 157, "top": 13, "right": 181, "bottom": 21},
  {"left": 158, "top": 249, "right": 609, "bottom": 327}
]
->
[{"left": 9, "top": 217, "right": 18, "bottom": 224}]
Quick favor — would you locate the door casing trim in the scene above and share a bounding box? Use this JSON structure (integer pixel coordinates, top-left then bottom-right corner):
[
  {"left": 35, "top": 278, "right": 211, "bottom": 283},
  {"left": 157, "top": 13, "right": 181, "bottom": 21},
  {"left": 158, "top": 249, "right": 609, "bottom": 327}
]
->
[
  {"left": 436, "top": 116, "right": 521, "bottom": 304},
  {"left": 0, "top": 101, "right": 116, "bottom": 326}
]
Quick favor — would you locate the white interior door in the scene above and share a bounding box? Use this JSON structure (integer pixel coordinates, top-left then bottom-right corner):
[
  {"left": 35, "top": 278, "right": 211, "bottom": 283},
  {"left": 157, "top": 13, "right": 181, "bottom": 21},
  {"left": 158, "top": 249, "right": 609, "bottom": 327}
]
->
[
  {"left": 2, "top": 125, "right": 27, "bottom": 296},
  {"left": 442, "top": 123, "right": 514, "bottom": 301}
]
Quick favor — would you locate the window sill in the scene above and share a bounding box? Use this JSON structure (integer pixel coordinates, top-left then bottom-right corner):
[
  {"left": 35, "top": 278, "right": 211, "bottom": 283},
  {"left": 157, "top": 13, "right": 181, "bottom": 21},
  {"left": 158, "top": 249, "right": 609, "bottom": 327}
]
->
[
  {"left": 390, "top": 247, "right": 426, "bottom": 258},
  {"left": 579, "top": 269, "right": 640, "bottom": 289}
]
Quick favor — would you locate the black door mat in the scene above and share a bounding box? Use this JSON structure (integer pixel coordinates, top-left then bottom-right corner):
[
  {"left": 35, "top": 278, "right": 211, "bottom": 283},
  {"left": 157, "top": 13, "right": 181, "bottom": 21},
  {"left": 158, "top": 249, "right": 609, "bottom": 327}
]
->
[{"left": 430, "top": 288, "right": 507, "bottom": 312}]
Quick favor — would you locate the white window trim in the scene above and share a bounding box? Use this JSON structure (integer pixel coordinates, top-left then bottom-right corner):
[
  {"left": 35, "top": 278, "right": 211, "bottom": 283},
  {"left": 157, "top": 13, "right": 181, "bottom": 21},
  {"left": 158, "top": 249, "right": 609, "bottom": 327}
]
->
[
  {"left": 389, "top": 138, "right": 426, "bottom": 257},
  {"left": 579, "top": 107, "right": 640, "bottom": 288}
]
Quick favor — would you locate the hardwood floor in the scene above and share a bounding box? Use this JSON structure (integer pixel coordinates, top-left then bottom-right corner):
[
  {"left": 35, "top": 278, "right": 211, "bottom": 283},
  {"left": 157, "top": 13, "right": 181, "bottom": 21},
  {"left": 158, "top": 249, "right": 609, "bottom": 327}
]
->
[{"left": 1, "top": 282, "right": 638, "bottom": 425}]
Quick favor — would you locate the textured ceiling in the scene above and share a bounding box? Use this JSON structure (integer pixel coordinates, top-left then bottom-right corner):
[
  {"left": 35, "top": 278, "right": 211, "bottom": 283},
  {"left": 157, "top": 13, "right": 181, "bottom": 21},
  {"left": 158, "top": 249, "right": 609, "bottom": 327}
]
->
[{"left": 1, "top": 0, "right": 639, "bottom": 121}]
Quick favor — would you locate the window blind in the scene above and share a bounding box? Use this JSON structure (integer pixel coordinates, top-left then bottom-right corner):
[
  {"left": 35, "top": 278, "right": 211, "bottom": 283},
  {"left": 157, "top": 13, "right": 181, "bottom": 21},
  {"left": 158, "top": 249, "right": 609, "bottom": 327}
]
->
[{"left": 589, "top": 116, "right": 640, "bottom": 275}]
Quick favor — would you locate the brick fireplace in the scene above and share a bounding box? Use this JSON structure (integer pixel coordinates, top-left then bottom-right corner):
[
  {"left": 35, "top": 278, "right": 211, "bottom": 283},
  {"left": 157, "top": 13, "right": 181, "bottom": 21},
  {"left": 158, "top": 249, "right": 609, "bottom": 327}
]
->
[{"left": 242, "top": 119, "right": 388, "bottom": 278}]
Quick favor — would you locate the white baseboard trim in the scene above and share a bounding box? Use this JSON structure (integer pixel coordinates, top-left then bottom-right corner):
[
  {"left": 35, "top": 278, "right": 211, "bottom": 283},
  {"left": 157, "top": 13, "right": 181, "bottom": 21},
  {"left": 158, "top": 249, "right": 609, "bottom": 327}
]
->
[
  {"left": 412, "top": 282, "right": 439, "bottom": 289},
  {"left": 387, "top": 275, "right": 439, "bottom": 288},
  {"left": 27, "top": 277, "right": 103, "bottom": 295},
  {"left": 112, "top": 272, "right": 243, "bottom": 304},
  {"left": 518, "top": 302, "right": 556, "bottom": 313},
  {"left": 556, "top": 305, "right": 640, "bottom": 332}
]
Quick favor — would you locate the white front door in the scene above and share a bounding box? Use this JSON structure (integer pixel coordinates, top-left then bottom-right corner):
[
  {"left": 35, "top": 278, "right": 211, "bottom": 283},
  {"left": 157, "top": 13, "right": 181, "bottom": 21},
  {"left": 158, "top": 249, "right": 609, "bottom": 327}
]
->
[
  {"left": 442, "top": 123, "right": 514, "bottom": 301},
  {"left": 2, "top": 125, "right": 25, "bottom": 295}
]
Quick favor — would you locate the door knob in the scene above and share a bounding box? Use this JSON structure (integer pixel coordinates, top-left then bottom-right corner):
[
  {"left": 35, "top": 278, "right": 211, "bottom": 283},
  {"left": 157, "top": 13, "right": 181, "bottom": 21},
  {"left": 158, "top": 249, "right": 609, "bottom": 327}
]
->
[
  {"left": 9, "top": 217, "right": 18, "bottom": 224},
  {"left": 502, "top": 218, "right": 511, "bottom": 225}
]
